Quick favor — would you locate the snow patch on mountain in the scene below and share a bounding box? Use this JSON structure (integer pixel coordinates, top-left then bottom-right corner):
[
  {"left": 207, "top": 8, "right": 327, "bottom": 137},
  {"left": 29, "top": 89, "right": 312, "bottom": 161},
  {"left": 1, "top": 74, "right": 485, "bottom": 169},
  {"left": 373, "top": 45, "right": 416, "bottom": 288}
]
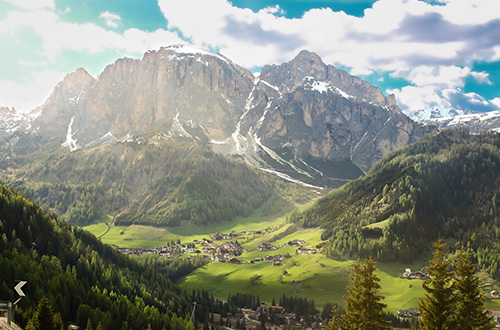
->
[
  {"left": 303, "top": 77, "right": 354, "bottom": 99},
  {"left": 61, "top": 116, "right": 79, "bottom": 151}
]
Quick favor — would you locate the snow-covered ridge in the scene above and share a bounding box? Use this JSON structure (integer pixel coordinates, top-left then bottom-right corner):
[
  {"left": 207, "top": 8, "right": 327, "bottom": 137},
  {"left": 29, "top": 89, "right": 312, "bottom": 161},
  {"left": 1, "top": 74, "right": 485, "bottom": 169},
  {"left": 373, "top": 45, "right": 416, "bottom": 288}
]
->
[
  {"left": 159, "top": 44, "right": 232, "bottom": 67},
  {"left": 410, "top": 108, "right": 473, "bottom": 122},
  {"left": 431, "top": 110, "right": 500, "bottom": 124},
  {"left": 422, "top": 109, "right": 500, "bottom": 133},
  {"left": 0, "top": 106, "right": 32, "bottom": 133}
]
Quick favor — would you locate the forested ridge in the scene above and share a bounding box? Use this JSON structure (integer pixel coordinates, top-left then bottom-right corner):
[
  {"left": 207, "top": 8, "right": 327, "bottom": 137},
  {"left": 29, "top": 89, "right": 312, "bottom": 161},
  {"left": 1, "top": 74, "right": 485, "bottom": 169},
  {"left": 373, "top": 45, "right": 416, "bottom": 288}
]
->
[
  {"left": 290, "top": 129, "right": 500, "bottom": 277},
  {"left": 0, "top": 180, "right": 199, "bottom": 330},
  {"left": 0, "top": 139, "right": 311, "bottom": 227}
]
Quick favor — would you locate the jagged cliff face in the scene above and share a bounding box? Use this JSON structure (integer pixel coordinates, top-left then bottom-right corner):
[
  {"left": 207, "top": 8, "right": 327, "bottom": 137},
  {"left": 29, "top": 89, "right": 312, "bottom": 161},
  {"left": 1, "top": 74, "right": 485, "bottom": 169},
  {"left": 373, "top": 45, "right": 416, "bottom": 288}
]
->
[
  {"left": 5, "top": 45, "right": 432, "bottom": 187},
  {"left": 30, "top": 46, "right": 255, "bottom": 147}
]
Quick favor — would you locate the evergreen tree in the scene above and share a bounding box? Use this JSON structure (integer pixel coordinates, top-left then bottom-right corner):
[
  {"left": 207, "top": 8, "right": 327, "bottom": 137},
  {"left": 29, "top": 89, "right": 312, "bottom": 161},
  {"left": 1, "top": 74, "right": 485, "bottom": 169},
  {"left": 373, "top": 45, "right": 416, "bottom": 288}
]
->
[
  {"left": 342, "top": 258, "right": 390, "bottom": 329},
  {"left": 454, "top": 248, "right": 495, "bottom": 330},
  {"left": 85, "top": 319, "right": 93, "bottom": 330},
  {"left": 419, "top": 240, "right": 456, "bottom": 330},
  {"left": 324, "top": 309, "right": 344, "bottom": 330},
  {"left": 26, "top": 297, "right": 57, "bottom": 330}
]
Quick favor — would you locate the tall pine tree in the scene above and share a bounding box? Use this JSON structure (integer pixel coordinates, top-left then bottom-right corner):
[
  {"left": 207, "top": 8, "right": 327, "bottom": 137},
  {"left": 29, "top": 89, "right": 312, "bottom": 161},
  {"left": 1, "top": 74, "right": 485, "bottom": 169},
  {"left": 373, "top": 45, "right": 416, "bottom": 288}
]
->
[
  {"left": 341, "top": 258, "right": 390, "bottom": 330},
  {"left": 419, "top": 239, "right": 457, "bottom": 329},
  {"left": 454, "top": 247, "right": 495, "bottom": 330},
  {"left": 26, "top": 297, "right": 58, "bottom": 330}
]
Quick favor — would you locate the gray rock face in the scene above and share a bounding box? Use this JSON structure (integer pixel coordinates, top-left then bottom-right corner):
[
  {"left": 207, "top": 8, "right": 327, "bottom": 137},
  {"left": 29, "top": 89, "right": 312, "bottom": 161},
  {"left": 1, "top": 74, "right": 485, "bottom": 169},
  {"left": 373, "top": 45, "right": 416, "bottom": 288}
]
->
[{"left": 2, "top": 45, "right": 433, "bottom": 187}]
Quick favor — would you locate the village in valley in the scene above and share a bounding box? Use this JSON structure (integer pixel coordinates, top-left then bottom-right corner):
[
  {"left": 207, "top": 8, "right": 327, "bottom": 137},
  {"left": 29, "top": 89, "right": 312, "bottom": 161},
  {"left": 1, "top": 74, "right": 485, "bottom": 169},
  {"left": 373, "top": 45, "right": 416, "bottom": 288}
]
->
[
  {"left": 116, "top": 228, "right": 317, "bottom": 265},
  {"left": 112, "top": 224, "right": 500, "bottom": 329}
]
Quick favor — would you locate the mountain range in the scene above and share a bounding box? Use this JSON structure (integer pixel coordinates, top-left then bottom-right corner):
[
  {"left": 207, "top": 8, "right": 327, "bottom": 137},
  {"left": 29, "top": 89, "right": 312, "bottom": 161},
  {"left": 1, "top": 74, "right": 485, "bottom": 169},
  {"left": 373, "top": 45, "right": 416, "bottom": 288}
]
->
[{"left": 0, "top": 45, "right": 430, "bottom": 188}]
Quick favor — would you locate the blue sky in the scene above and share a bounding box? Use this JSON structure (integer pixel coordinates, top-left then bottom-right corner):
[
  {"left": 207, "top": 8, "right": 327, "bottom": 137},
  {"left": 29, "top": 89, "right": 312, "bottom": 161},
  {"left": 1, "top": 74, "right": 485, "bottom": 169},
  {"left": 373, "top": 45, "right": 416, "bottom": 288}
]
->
[{"left": 0, "top": 0, "right": 499, "bottom": 118}]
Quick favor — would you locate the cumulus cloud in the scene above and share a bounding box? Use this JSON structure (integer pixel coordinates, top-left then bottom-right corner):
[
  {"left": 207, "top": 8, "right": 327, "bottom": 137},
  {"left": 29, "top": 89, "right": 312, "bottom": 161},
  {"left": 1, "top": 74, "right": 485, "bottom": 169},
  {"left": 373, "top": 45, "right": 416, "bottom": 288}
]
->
[
  {"left": 100, "top": 11, "right": 122, "bottom": 29},
  {"left": 0, "top": 5, "right": 184, "bottom": 111},
  {"left": 158, "top": 0, "right": 500, "bottom": 114},
  {"left": 491, "top": 98, "right": 500, "bottom": 109},
  {"left": 0, "top": 69, "right": 66, "bottom": 113},
  {"left": 1, "top": 0, "right": 499, "bottom": 115},
  {"left": 4, "top": 0, "right": 54, "bottom": 10}
]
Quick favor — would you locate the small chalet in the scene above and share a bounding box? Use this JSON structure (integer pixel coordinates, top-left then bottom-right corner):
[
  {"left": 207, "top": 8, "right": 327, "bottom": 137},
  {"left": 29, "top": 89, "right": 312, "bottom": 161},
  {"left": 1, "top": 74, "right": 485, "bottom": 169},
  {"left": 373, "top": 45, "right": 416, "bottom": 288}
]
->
[
  {"left": 397, "top": 309, "right": 419, "bottom": 318},
  {"left": 229, "top": 257, "right": 243, "bottom": 264},
  {"left": 258, "top": 242, "right": 277, "bottom": 251},
  {"left": 285, "top": 239, "right": 304, "bottom": 247},
  {"left": 402, "top": 268, "right": 429, "bottom": 280},
  {"left": 268, "top": 306, "right": 285, "bottom": 314}
]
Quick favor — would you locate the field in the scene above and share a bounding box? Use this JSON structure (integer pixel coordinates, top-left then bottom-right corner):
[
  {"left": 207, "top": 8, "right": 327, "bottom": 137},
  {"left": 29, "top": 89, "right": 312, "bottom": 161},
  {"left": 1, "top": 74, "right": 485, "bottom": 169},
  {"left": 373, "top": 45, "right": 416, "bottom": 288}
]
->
[
  {"left": 82, "top": 199, "right": 499, "bottom": 318},
  {"left": 84, "top": 198, "right": 299, "bottom": 248},
  {"left": 177, "top": 224, "right": 426, "bottom": 313},
  {"left": 84, "top": 204, "right": 428, "bottom": 315}
]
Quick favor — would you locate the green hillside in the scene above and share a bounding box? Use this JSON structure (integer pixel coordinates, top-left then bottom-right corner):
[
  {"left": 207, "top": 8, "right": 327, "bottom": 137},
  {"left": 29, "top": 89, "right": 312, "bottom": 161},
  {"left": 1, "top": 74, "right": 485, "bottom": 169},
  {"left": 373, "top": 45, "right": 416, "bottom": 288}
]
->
[
  {"left": 1, "top": 138, "right": 311, "bottom": 227},
  {"left": 0, "top": 180, "right": 196, "bottom": 330},
  {"left": 292, "top": 129, "right": 500, "bottom": 277}
]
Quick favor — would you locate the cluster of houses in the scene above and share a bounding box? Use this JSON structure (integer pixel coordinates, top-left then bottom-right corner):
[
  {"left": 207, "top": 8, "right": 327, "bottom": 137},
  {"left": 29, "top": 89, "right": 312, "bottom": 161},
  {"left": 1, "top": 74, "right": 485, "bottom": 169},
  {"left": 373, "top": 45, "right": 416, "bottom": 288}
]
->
[
  {"left": 115, "top": 230, "right": 318, "bottom": 269},
  {"left": 258, "top": 242, "right": 278, "bottom": 252},
  {"left": 397, "top": 308, "right": 419, "bottom": 318},
  {"left": 253, "top": 253, "right": 292, "bottom": 266},
  {"left": 211, "top": 231, "right": 245, "bottom": 241},
  {"left": 199, "top": 240, "right": 243, "bottom": 261},
  {"left": 116, "top": 243, "right": 188, "bottom": 258}
]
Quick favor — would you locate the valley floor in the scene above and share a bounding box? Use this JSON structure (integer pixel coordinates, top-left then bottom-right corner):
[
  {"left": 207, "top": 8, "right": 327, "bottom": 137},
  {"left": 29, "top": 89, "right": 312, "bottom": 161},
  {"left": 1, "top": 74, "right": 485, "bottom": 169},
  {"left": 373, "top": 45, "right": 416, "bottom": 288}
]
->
[
  {"left": 84, "top": 201, "right": 500, "bottom": 321},
  {"left": 84, "top": 206, "right": 427, "bottom": 314}
]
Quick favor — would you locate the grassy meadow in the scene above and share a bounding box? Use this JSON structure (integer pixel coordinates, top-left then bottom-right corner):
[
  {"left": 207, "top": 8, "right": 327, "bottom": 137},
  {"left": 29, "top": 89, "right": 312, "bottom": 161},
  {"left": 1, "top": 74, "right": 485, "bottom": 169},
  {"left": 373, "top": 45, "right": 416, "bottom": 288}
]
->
[
  {"left": 82, "top": 198, "right": 497, "bottom": 316},
  {"left": 84, "top": 203, "right": 428, "bottom": 314}
]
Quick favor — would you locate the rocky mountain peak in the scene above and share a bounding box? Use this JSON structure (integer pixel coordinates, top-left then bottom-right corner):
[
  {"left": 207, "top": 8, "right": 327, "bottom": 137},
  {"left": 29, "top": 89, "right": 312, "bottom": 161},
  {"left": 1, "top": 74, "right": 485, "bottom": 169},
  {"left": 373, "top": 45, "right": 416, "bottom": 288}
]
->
[
  {"left": 3, "top": 46, "right": 432, "bottom": 187},
  {"left": 260, "top": 50, "right": 328, "bottom": 89}
]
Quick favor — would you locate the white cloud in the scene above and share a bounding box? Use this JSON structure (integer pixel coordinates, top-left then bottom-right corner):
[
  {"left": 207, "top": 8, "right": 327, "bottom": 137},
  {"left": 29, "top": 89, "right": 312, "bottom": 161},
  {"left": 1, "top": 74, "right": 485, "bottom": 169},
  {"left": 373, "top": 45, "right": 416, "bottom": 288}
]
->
[
  {"left": 157, "top": 0, "right": 500, "bottom": 113},
  {"left": 396, "top": 65, "right": 471, "bottom": 88},
  {"left": 388, "top": 85, "right": 451, "bottom": 115},
  {"left": 0, "top": 5, "right": 184, "bottom": 112},
  {"left": 389, "top": 85, "right": 498, "bottom": 115},
  {"left": 0, "top": 8, "right": 183, "bottom": 60},
  {"left": 4, "top": 0, "right": 54, "bottom": 10},
  {"left": 100, "top": 11, "right": 122, "bottom": 29},
  {"left": 437, "top": 0, "right": 500, "bottom": 25},
  {"left": 491, "top": 98, "right": 500, "bottom": 109},
  {"left": 1, "top": 0, "right": 499, "bottom": 114},
  {"left": 0, "top": 69, "right": 66, "bottom": 113},
  {"left": 470, "top": 71, "right": 491, "bottom": 85}
]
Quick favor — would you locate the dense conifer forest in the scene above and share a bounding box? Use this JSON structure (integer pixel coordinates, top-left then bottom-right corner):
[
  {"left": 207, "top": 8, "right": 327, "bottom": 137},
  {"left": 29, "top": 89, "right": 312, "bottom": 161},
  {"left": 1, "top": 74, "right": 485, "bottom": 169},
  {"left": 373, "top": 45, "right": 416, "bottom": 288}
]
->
[
  {"left": 0, "top": 180, "right": 204, "bottom": 330},
  {"left": 290, "top": 129, "right": 500, "bottom": 277},
  {"left": 0, "top": 140, "right": 311, "bottom": 227}
]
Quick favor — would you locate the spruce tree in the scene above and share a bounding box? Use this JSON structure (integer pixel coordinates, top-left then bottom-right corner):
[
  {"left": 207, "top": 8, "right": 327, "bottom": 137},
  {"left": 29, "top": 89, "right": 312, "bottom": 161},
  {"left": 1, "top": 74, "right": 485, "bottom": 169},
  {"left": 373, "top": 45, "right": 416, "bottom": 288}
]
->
[
  {"left": 342, "top": 257, "right": 390, "bottom": 330},
  {"left": 26, "top": 297, "right": 57, "bottom": 330},
  {"left": 85, "top": 319, "right": 93, "bottom": 330},
  {"left": 454, "top": 248, "right": 495, "bottom": 330},
  {"left": 418, "top": 239, "right": 456, "bottom": 330}
]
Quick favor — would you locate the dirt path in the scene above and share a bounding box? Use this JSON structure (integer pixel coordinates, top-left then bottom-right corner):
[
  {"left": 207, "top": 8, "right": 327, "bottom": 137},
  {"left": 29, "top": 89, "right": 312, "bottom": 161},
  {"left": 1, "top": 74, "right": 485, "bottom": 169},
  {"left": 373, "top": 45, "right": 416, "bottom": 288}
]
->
[{"left": 98, "top": 216, "right": 116, "bottom": 239}]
